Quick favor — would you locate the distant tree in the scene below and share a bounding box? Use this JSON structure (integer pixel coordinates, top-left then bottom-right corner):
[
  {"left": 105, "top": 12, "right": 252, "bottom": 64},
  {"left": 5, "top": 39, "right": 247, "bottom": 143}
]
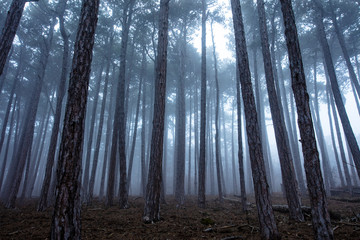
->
[
  {"left": 50, "top": 0, "right": 100, "bottom": 238},
  {"left": 143, "top": 0, "right": 170, "bottom": 223},
  {"left": 279, "top": 0, "right": 333, "bottom": 238},
  {"left": 230, "top": 0, "right": 279, "bottom": 239}
]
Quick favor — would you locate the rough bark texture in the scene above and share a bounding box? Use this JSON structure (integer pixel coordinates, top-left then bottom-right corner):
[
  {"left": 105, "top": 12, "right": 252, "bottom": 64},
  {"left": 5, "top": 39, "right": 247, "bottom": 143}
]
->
[
  {"left": 0, "top": 0, "right": 27, "bottom": 76},
  {"left": 38, "top": 1, "right": 69, "bottom": 211},
  {"left": 198, "top": 0, "right": 207, "bottom": 209},
  {"left": 230, "top": 0, "right": 279, "bottom": 239},
  {"left": 256, "top": 0, "right": 303, "bottom": 221},
  {"left": 50, "top": 0, "right": 99, "bottom": 238},
  {"left": 143, "top": 0, "right": 169, "bottom": 223},
  {"left": 313, "top": 1, "right": 360, "bottom": 181},
  {"left": 279, "top": 0, "right": 333, "bottom": 239}
]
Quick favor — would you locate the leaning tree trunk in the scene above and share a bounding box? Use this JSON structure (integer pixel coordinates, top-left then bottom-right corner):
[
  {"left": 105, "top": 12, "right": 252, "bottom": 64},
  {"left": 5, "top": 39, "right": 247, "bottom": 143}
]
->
[
  {"left": 230, "top": 1, "right": 279, "bottom": 239},
  {"left": 313, "top": 0, "right": 360, "bottom": 180},
  {"left": 256, "top": 0, "right": 303, "bottom": 221},
  {"left": 279, "top": 0, "right": 333, "bottom": 238},
  {"left": 198, "top": 0, "right": 207, "bottom": 209},
  {"left": 143, "top": 0, "right": 169, "bottom": 223},
  {"left": 50, "top": 0, "right": 100, "bottom": 238}
]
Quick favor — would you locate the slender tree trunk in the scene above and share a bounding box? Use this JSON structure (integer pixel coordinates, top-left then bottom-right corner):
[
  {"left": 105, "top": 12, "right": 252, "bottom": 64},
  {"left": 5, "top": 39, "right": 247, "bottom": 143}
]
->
[
  {"left": 140, "top": 47, "right": 148, "bottom": 198},
  {"left": 327, "top": 82, "right": 353, "bottom": 191},
  {"left": 88, "top": 37, "right": 113, "bottom": 203},
  {"left": 106, "top": 0, "right": 135, "bottom": 208},
  {"left": 143, "top": 0, "right": 169, "bottom": 223},
  {"left": 198, "top": 0, "right": 207, "bottom": 208},
  {"left": 210, "top": 20, "right": 223, "bottom": 202},
  {"left": 175, "top": 24, "right": 187, "bottom": 205},
  {"left": 231, "top": 101, "right": 238, "bottom": 194},
  {"left": 82, "top": 63, "right": 103, "bottom": 201},
  {"left": 187, "top": 94, "right": 192, "bottom": 195},
  {"left": 230, "top": 1, "right": 279, "bottom": 238},
  {"left": 313, "top": 1, "right": 360, "bottom": 180},
  {"left": 50, "top": 0, "right": 100, "bottom": 238},
  {"left": 256, "top": 0, "right": 303, "bottom": 221},
  {"left": 126, "top": 68, "right": 143, "bottom": 195},
  {"left": 38, "top": 2, "right": 69, "bottom": 211},
  {"left": 99, "top": 65, "right": 116, "bottom": 199},
  {"left": 326, "top": 89, "right": 346, "bottom": 188},
  {"left": 279, "top": 0, "right": 333, "bottom": 238},
  {"left": 236, "top": 64, "right": 247, "bottom": 212}
]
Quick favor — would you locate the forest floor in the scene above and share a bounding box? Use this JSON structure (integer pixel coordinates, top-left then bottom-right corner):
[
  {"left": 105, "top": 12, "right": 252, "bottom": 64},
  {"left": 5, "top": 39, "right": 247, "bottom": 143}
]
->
[{"left": 0, "top": 193, "right": 359, "bottom": 239}]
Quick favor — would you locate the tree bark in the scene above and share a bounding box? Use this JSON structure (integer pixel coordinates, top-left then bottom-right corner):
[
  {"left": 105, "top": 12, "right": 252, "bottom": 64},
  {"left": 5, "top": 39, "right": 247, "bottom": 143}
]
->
[
  {"left": 143, "top": 0, "right": 169, "bottom": 223},
  {"left": 198, "top": 0, "right": 207, "bottom": 209},
  {"left": 50, "top": 0, "right": 100, "bottom": 238},
  {"left": 230, "top": 1, "right": 279, "bottom": 238},
  {"left": 256, "top": 0, "right": 303, "bottom": 221},
  {"left": 279, "top": 0, "right": 333, "bottom": 238}
]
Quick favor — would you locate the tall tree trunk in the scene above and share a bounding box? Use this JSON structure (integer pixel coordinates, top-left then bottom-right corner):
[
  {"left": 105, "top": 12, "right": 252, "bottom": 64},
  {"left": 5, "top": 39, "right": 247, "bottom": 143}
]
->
[
  {"left": 126, "top": 68, "right": 143, "bottom": 195},
  {"left": 38, "top": 1, "right": 69, "bottom": 211},
  {"left": 140, "top": 47, "right": 148, "bottom": 198},
  {"left": 231, "top": 101, "right": 238, "bottom": 194},
  {"left": 256, "top": 0, "right": 303, "bottom": 221},
  {"left": 50, "top": 0, "right": 100, "bottom": 238},
  {"left": 106, "top": 0, "right": 135, "bottom": 208},
  {"left": 279, "top": 0, "right": 333, "bottom": 238},
  {"left": 313, "top": 1, "right": 360, "bottom": 180},
  {"left": 175, "top": 23, "right": 187, "bottom": 205},
  {"left": 187, "top": 95, "right": 192, "bottom": 195},
  {"left": 210, "top": 19, "right": 223, "bottom": 202},
  {"left": 99, "top": 65, "right": 117, "bottom": 199},
  {"left": 143, "top": 0, "right": 169, "bottom": 223},
  {"left": 198, "top": 0, "right": 207, "bottom": 208},
  {"left": 230, "top": 1, "right": 279, "bottom": 239}
]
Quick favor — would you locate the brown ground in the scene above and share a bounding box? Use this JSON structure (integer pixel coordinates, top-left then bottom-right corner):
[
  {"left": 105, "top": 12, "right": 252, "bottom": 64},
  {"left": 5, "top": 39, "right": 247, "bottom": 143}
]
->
[{"left": 0, "top": 194, "right": 359, "bottom": 239}]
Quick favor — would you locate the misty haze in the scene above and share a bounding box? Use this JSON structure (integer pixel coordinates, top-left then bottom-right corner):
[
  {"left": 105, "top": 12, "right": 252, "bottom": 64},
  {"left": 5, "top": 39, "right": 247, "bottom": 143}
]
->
[{"left": 0, "top": 0, "right": 359, "bottom": 239}]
